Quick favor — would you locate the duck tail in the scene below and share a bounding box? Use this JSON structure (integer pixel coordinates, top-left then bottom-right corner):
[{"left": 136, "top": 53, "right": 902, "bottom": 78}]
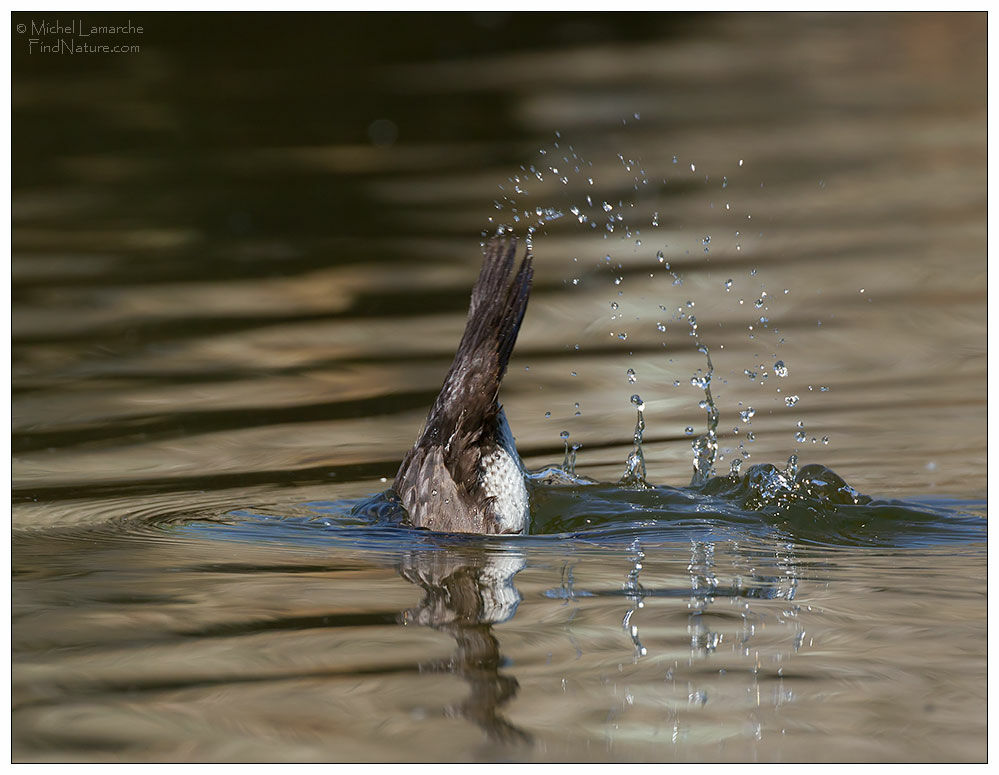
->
[
  {"left": 393, "top": 236, "right": 534, "bottom": 530},
  {"left": 460, "top": 236, "right": 533, "bottom": 383}
]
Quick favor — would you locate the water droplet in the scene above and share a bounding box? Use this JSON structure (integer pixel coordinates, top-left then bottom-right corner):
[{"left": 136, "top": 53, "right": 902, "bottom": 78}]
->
[
  {"left": 684, "top": 426, "right": 695, "bottom": 435},
  {"left": 631, "top": 394, "right": 644, "bottom": 408},
  {"left": 739, "top": 407, "right": 756, "bottom": 422},
  {"left": 821, "top": 435, "right": 830, "bottom": 445},
  {"left": 614, "top": 276, "right": 623, "bottom": 285},
  {"left": 690, "top": 163, "right": 696, "bottom": 172},
  {"left": 545, "top": 411, "right": 551, "bottom": 419},
  {"left": 774, "top": 361, "right": 788, "bottom": 377},
  {"left": 618, "top": 332, "right": 628, "bottom": 341},
  {"left": 785, "top": 395, "right": 800, "bottom": 407},
  {"left": 560, "top": 430, "right": 570, "bottom": 440},
  {"left": 627, "top": 368, "right": 637, "bottom": 383},
  {"left": 656, "top": 321, "right": 666, "bottom": 333},
  {"left": 724, "top": 279, "right": 733, "bottom": 291},
  {"left": 794, "top": 431, "right": 807, "bottom": 442},
  {"left": 602, "top": 201, "right": 613, "bottom": 212},
  {"left": 610, "top": 301, "right": 619, "bottom": 310}
]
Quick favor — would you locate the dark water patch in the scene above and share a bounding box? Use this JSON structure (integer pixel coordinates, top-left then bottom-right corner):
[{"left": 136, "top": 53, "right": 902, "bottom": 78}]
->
[
  {"left": 12, "top": 310, "right": 342, "bottom": 348},
  {"left": 12, "top": 729, "right": 140, "bottom": 757},
  {"left": 15, "top": 661, "right": 428, "bottom": 709},
  {"left": 13, "top": 390, "right": 436, "bottom": 453},
  {"left": 92, "top": 592, "right": 195, "bottom": 606},
  {"left": 178, "top": 562, "right": 369, "bottom": 575},
  {"left": 12, "top": 462, "right": 396, "bottom": 504},
  {"left": 181, "top": 611, "right": 401, "bottom": 639}
]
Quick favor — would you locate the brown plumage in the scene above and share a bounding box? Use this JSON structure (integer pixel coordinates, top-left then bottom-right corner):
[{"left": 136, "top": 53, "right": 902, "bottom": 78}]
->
[{"left": 393, "top": 237, "right": 533, "bottom": 534}]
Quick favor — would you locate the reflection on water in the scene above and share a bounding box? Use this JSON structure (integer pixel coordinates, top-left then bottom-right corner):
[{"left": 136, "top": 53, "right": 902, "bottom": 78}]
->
[
  {"left": 400, "top": 549, "right": 531, "bottom": 745},
  {"left": 12, "top": 10, "right": 986, "bottom": 763},
  {"left": 13, "top": 501, "right": 987, "bottom": 762}
]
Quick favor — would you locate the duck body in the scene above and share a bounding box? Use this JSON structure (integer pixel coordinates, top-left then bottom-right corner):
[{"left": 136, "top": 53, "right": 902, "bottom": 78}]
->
[{"left": 393, "top": 237, "right": 533, "bottom": 535}]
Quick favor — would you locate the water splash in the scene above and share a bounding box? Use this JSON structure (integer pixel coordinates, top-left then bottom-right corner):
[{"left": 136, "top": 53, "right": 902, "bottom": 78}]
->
[
  {"left": 560, "top": 430, "right": 581, "bottom": 477},
  {"left": 785, "top": 453, "right": 798, "bottom": 480},
  {"left": 687, "top": 540, "right": 721, "bottom": 655},
  {"left": 690, "top": 344, "right": 720, "bottom": 487},
  {"left": 486, "top": 131, "right": 832, "bottom": 503},
  {"left": 622, "top": 538, "right": 648, "bottom": 659},
  {"left": 692, "top": 457, "right": 874, "bottom": 519},
  {"left": 620, "top": 394, "right": 650, "bottom": 488}
]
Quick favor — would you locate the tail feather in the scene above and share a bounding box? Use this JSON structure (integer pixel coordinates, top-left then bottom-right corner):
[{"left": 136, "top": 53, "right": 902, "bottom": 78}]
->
[
  {"left": 469, "top": 238, "right": 518, "bottom": 320},
  {"left": 497, "top": 252, "right": 533, "bottom": 376},
  {"left": 456, "top": 237, "right": 532, "bottom": 383},
  {"left": 427, "top": 236, "right": 532, "bottom": 445}
]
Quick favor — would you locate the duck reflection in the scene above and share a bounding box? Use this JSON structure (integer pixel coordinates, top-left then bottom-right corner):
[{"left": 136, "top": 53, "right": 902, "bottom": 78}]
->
[{"left": 398, "top": 548, "right": 531, "bottom": 745}]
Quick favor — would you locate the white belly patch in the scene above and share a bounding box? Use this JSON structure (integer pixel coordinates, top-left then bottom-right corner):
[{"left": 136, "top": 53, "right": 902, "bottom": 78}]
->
[{"left": 481, "top": 444, "right": 529, "bottom": 533}]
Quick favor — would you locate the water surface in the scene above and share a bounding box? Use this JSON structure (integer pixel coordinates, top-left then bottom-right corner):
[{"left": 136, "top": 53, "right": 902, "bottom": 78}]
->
[{"left": 12, "top": 11, "right": 986, "bottom": 763}]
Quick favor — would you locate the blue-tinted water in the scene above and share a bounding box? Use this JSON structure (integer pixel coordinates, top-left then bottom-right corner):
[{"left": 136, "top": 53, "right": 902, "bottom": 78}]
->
[{"left": 185, "top": 466, "right": 987, "bottom": 553}]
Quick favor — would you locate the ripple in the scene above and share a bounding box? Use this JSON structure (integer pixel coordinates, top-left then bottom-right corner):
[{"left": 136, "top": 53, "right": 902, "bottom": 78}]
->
[{"left": 178, "top": 463, "right": 987, "bottom": 557}]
